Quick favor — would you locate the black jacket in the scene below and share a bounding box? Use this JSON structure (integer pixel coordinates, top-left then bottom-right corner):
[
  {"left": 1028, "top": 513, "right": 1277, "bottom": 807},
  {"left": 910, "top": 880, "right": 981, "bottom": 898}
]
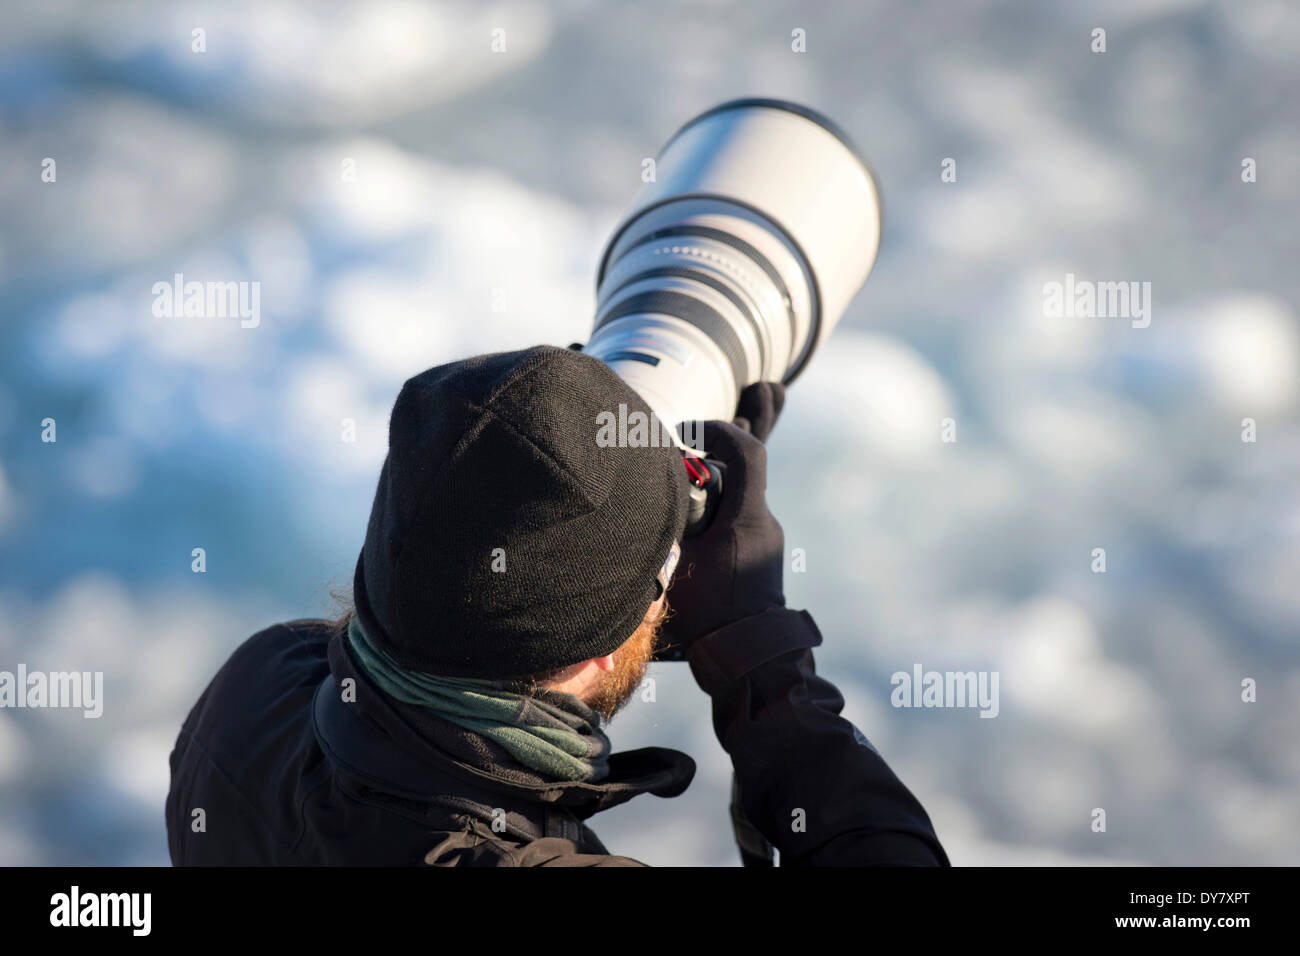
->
[{"left": 166, "top": 609, "right": 948, "bottom": 866}]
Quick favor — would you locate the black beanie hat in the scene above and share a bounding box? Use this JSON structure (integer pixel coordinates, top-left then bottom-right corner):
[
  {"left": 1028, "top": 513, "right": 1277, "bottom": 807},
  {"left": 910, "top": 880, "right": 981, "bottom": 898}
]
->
[{"left": 352, "top": 344, "right": 689, "bottom": 679}]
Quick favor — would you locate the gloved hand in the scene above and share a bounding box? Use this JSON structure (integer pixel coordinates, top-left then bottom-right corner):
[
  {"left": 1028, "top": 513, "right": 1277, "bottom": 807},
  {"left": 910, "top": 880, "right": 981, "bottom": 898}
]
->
[
  {"left": 732, "top": 380, "right": 785, "bottom": 443},
  {"left": 660, "top": 383, "right": 787, "bottom": 650}
]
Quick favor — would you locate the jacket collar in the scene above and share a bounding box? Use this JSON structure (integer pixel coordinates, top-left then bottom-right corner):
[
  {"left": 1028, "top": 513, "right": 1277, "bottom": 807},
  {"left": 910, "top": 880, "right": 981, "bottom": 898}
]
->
[{"left": 317, "top": 631, "right": 695, "bottom": 821}]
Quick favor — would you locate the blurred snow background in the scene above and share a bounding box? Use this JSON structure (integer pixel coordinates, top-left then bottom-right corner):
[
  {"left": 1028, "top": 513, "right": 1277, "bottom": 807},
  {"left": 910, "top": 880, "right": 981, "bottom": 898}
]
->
[{"left": 0, "top": 0, "right": 1297, "bottom": 865}]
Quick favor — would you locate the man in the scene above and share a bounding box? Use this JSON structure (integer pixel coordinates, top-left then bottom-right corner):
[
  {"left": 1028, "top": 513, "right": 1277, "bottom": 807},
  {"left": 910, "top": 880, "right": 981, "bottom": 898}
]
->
[{"left": 166, "top": 345, "right": 948, "bottom": 866}]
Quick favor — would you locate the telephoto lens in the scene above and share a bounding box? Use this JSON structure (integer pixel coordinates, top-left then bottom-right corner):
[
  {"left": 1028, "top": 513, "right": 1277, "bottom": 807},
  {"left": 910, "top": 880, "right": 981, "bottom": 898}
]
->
[{"left": 585, "top": 98, "right": 884, "bottom": 435}]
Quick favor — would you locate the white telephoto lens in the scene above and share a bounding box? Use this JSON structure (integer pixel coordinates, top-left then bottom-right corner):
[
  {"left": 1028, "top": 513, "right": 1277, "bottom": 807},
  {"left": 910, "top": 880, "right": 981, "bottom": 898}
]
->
[{"left": 587, "top": 98, "right": 883, "bottom": 433}]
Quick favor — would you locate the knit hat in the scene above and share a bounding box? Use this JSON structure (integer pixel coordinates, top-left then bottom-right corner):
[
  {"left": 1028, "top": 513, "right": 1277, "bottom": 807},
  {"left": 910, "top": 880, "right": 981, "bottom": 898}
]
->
[{"left": 352, "top": 345, "right": 689, "bottom": 679}]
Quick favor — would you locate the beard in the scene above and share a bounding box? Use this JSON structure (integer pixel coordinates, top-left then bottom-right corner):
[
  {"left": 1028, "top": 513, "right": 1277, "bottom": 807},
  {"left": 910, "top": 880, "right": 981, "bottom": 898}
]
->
[{"left": 583, "top": 599, "right": 665, "bottom": 722}]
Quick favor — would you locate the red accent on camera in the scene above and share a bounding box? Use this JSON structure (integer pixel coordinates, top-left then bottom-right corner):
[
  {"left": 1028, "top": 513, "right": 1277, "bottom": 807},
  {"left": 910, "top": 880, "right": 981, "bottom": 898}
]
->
[{"left": 682, "top": 454, "right": 710, "bottom": 487}]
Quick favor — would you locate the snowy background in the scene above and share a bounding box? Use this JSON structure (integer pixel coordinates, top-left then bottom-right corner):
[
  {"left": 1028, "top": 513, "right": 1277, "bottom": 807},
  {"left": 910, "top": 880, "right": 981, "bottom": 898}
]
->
[{"left": 0, "top": 0, "right": 1297, "bottom": 865}]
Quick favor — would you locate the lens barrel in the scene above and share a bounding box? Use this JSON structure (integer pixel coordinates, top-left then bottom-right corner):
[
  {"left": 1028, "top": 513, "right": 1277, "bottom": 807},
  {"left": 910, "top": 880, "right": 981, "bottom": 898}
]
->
[{"left": 587, "top": 99, "right": 883, "bottom": 432}]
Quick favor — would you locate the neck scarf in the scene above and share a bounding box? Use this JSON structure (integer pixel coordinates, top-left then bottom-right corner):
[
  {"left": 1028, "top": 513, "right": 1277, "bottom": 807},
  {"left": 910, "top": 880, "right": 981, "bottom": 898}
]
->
[{"left": 346, "top": 616, "right": 610, "bottom": 782}]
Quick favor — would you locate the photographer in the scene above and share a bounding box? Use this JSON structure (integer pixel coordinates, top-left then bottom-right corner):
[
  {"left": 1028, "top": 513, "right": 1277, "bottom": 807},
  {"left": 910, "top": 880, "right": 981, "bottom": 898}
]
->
[{"left": 165, "top": 345, "right": 948, "bottom": 867}]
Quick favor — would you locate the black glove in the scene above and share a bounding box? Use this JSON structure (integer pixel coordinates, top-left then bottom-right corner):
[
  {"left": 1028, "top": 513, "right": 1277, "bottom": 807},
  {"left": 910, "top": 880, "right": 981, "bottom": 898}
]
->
[
  {"left": 732, "top": 380, "right": 785, "bottom": 443},
  {"left": 661, "top": 412, "right": 787, "bottom": 651}
]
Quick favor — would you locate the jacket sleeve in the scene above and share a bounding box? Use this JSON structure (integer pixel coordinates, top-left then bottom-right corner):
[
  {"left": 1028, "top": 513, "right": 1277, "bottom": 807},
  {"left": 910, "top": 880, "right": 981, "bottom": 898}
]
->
[{"left": 686, "top": 607, "right": 949, "bottom": 866}]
